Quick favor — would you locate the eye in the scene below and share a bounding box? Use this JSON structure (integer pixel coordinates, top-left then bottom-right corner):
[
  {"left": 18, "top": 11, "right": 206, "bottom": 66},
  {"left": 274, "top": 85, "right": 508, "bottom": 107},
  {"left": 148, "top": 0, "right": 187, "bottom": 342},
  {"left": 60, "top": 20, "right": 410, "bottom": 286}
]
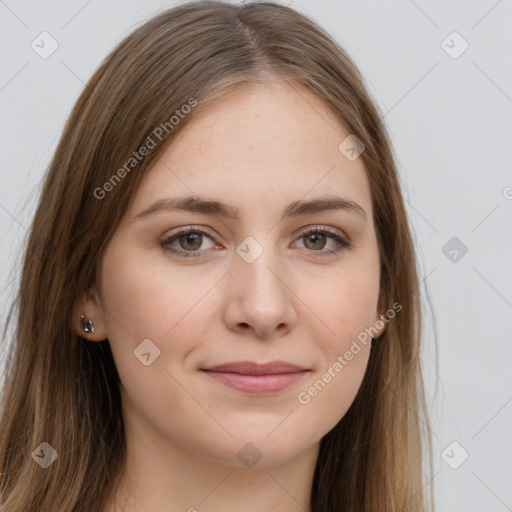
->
[
  {"left": 160, "top": 227, "right": 217, "bottom": 258},
  {"left": 293, "top": 225, "right": 352, "bottom": 258},
  {"left": 160, "top": 225, "right": 352, "bottom": 259}
]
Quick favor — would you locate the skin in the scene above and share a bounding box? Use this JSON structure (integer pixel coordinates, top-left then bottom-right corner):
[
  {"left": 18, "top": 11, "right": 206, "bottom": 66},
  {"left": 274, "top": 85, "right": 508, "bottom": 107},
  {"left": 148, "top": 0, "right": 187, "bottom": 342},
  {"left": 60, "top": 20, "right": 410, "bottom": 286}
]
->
[{"left": 74, "top": 80, "right": 385, "bottom": 512}]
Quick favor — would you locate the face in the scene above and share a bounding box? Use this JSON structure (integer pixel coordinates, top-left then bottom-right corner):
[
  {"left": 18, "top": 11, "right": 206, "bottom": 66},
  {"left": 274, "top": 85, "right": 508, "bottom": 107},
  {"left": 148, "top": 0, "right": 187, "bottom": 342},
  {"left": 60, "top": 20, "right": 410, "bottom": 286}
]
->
[{"left": 79, "top": 81, "right": 385, "bottom": 468}]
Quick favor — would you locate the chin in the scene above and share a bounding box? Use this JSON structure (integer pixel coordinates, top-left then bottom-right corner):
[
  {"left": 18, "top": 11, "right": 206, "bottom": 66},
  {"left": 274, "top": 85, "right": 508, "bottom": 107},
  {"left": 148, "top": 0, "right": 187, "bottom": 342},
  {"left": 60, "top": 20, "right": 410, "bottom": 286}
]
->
[{"left": 198, "top": 428, "right": 316, "bottom": 470}]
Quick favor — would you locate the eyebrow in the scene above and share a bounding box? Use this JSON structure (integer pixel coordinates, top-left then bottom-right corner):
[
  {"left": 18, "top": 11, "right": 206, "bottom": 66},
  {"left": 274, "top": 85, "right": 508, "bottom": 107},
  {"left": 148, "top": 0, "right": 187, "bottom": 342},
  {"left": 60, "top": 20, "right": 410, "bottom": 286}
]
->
[{"left": 134, "top": 194, "right": 367, "bottom": 222}]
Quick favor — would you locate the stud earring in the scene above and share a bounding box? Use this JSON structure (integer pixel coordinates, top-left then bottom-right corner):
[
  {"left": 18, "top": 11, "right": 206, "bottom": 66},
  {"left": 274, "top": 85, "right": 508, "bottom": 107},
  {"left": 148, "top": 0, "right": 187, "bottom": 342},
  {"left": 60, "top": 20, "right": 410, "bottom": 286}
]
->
[{"left": 80, "top": 313, "right": 95, "bottom": 333}]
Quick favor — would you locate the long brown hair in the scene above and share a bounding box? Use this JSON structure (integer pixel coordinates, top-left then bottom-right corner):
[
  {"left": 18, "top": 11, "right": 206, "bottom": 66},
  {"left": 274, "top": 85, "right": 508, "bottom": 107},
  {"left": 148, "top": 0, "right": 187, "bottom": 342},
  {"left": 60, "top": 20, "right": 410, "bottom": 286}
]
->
[{"left": 0, "top": 1, "right": 435, "bottom": 510}]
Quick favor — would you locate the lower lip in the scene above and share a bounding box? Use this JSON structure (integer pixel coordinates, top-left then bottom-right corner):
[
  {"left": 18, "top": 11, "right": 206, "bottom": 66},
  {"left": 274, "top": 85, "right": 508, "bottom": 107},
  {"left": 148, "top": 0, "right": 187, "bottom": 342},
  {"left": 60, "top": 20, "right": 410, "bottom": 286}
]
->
[{"left": 201, "top": 370, "right": 309, "bottom": 393}]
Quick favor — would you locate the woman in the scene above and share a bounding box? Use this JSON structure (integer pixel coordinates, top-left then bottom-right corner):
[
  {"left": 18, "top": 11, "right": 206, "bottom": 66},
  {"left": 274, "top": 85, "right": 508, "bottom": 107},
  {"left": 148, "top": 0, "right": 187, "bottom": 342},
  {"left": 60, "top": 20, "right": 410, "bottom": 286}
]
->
[{"left": 0, "top": 1, "right": 435, "bottom": 510}]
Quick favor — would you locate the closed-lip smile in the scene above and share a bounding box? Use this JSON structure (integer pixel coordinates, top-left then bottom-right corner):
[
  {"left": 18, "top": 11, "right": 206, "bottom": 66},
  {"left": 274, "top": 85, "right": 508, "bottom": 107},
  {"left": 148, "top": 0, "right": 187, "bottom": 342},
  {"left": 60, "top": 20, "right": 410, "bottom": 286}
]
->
[{"left": 201, "top": 360, "right": 310, "bottom": 393}]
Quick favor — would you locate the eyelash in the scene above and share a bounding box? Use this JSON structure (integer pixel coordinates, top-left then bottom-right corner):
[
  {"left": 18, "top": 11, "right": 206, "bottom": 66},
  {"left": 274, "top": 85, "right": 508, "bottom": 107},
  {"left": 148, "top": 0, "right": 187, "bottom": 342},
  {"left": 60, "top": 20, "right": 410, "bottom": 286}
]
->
[{"left": 160, "top": 225, "right": 352, "bottom": 259}]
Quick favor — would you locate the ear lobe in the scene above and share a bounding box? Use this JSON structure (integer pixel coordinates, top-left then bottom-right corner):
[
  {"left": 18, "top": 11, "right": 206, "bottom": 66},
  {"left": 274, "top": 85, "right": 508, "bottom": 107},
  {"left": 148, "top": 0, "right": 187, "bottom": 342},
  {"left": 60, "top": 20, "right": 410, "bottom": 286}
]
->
[{"left": 71, "top": 286, "right": 108, "bottom": 342}]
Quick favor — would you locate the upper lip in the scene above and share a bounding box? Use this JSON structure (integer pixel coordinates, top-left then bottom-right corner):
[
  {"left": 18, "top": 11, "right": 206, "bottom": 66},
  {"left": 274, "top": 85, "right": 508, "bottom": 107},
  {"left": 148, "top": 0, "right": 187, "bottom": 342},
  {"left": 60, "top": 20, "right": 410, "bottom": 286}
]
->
[{"left": 201, "top": 360, "right": 309, "bottom": 375}]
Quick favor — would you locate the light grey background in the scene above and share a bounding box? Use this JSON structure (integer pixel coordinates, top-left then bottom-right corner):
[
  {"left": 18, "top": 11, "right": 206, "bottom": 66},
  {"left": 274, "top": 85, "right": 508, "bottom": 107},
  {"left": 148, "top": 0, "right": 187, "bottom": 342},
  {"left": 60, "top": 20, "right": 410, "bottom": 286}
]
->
[{"left": 1, "top": 1, "right": 511, "bottom": 511}]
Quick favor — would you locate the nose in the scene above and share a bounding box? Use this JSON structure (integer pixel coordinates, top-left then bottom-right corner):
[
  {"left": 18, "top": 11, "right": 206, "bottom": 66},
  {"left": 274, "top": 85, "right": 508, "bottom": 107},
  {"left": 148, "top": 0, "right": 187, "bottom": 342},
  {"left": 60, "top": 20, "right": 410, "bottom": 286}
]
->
[{"left": 222, "top": 242, "right": 298, "bottom": 339}]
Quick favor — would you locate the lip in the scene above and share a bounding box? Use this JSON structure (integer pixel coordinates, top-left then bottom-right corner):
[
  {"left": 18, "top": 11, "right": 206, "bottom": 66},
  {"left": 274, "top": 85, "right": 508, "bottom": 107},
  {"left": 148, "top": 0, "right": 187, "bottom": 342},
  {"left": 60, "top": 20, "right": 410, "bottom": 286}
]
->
[{"left": 201, "top": 360, "right": 310, "bottom": 394}]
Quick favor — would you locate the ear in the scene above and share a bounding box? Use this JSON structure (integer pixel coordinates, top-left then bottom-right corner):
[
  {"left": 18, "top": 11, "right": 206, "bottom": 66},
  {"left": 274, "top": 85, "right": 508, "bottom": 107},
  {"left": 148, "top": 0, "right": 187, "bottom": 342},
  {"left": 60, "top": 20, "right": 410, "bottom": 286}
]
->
[
  {"left": 372, "top": 296, "right": 387, "bottom": 339},
  {"left": 71, "top": 285, "right": 108, "bottom": 342}
]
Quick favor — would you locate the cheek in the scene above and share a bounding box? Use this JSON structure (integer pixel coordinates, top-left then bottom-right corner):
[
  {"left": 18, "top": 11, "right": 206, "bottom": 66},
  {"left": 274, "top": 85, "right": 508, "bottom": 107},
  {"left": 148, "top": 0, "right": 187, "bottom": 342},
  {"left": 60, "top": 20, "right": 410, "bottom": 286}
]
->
[
  {"left": 101, "top": 244, "right": 200, "bottom": 333},
  {"left": 295, "top": 343, "right": 370, "bottom": 438},
  {"left": 302, "top": 258, "right": 380, "bottom": 349},
  {"left": 99, "top": 244, "right": 222, "bottom": 377},
  {"left": 292, "top": 259, "right": 378, "bottom": 422},
  {"left": 98, "top": 250, "right": 217, "bottom": 425}
]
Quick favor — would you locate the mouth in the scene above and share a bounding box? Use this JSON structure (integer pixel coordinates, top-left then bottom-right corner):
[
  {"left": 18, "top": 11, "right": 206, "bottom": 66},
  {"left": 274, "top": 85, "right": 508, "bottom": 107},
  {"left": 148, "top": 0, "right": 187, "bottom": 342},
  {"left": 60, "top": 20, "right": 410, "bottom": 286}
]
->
[{"left": 200, "top": 360, "right": 311, "bottom": 394}]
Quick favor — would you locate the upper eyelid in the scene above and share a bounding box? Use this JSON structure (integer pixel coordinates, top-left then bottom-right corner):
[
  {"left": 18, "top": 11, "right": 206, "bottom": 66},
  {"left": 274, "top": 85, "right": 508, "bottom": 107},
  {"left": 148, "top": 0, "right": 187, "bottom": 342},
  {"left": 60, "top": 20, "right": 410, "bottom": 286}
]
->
[
  {"left": 162, "top": 225, "right": 346, "bottom": 242},
  {"left": 162, "top": 226, "right": 217, "bottom": 243}
]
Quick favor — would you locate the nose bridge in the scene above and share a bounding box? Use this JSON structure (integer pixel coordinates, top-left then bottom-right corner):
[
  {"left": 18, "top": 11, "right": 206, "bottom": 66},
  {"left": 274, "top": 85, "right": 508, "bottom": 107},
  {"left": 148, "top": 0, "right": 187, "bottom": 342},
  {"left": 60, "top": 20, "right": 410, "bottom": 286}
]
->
[
  {"left": 226, "top": 234, "right": 296, "bottom": 336},
  {"left": 235, "top": 234, "right": 287, "bottom": 304}
]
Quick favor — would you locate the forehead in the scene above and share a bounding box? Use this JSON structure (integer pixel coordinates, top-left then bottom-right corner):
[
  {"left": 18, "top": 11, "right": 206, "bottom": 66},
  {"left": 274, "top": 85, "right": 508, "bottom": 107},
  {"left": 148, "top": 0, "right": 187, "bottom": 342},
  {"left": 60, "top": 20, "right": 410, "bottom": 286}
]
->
[{"left": 128, "top": 82, "right": 373, "bottom": 222}]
